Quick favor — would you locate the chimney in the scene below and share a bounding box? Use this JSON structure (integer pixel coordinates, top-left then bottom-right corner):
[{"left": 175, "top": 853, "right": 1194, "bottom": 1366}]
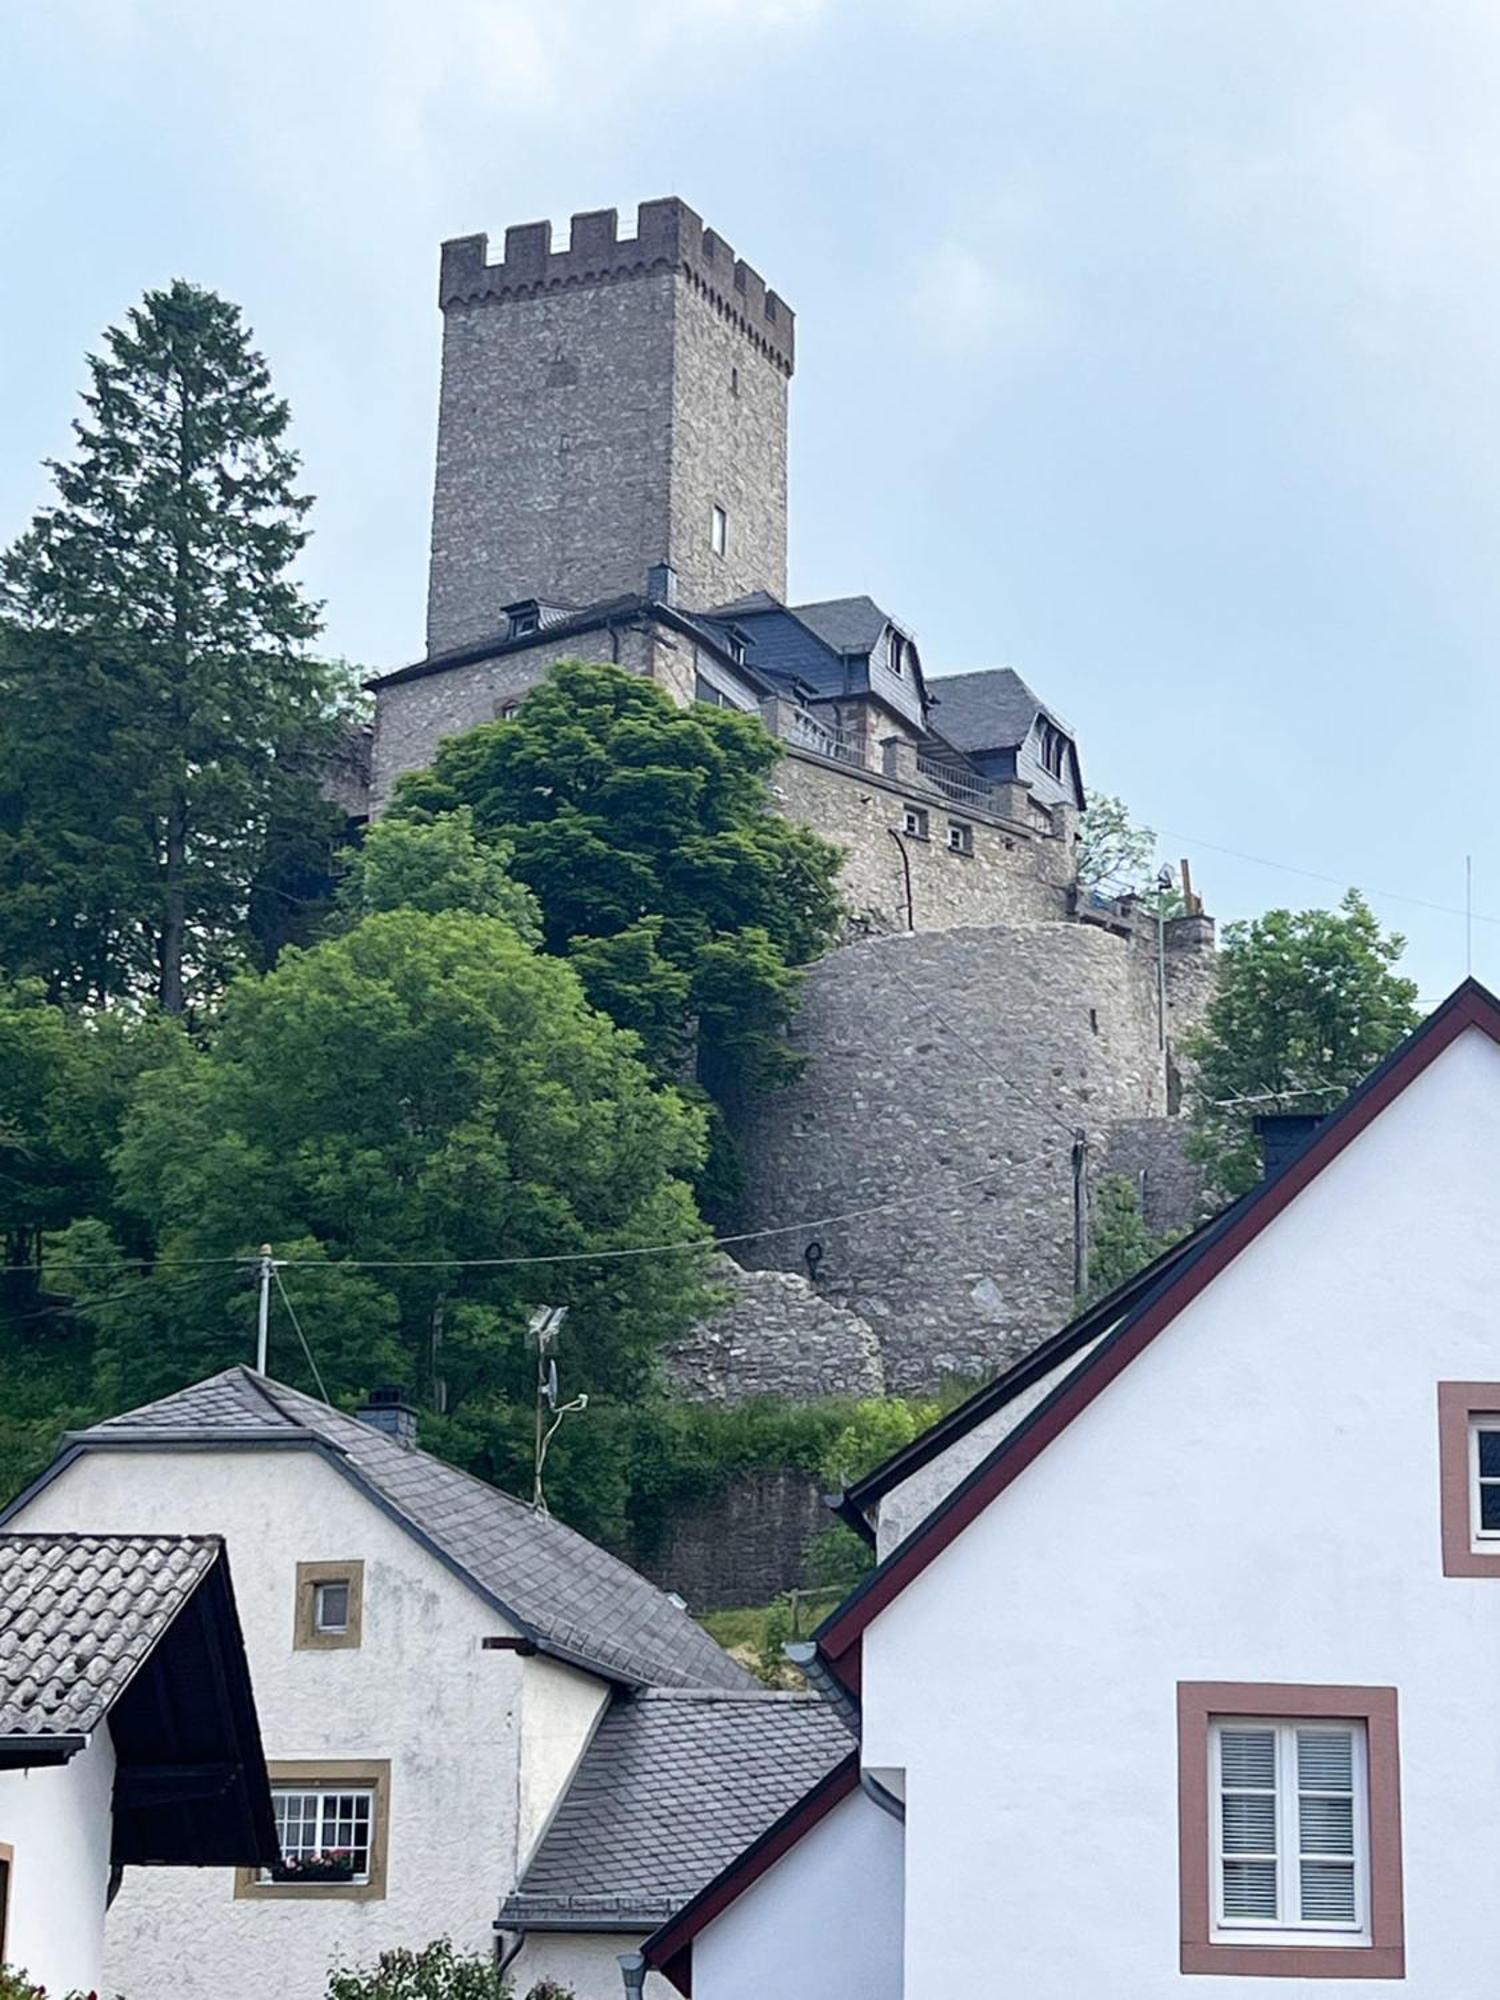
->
[
  {"left": 1253, "top": 1112, "right": 1324, "bottom": 1180},
  {"left": 357, "top": 1385, "right": 419, "bottom": 1449}
]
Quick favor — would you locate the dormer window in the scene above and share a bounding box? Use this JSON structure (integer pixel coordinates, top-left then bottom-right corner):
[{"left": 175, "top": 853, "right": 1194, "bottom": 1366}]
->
[
  {"left": 889, "top": 636, "right": 905, "bottom": 677},
  {"left": 505, "top": 601, "right": 541, "bottom": 640},
  {"left": 1039, "top": 721, "right": 1067, "bottom": 781}
]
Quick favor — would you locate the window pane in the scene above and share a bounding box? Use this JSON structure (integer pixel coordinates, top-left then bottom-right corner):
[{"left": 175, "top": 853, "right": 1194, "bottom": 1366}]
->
[
  {"left": 1300, "top": 1795, "right": 1354, "bottom": 1856},
  {"left": 315, "top": 1581, "right": 350, "bottom": 1631},
  {"left": 1300, "top": 1861, "right": 1357, "bottom": 1923},
  {"left": 1481, "top": 1483, "right": 1500, "bottom": 1532},
  {"left": 1222, "top": 1794, "right": 1277, "bottom": 1854},
  {"left": 1222, "top": 1860, "right": 1278, "bottom": 1919},
  {"left": 1478, "top": 1429, "right": 1500, "bottom": 1477},
  {"left": 1297, "top": 1730, "right": 1353, "bottom": 1793},
  {"left": 1220, "top": 1729, "right": 1276, "bottom": 1788}
]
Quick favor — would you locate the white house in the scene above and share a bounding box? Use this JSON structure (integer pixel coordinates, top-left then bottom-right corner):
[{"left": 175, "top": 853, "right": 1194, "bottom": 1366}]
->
[
  {"left": 1, "top": 1370, "right": 844, "bottom": 2000},
  {"left": 646, "top": 979, "right": 1500, "bottom": 1996},
  {"left": 0, "top": 1532, "right": 275, "bottom": 1993}
]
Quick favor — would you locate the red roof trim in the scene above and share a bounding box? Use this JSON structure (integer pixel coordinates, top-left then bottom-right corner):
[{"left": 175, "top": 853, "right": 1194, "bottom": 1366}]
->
[
  {"left": 818, "top": 979, "right": 1500, "bottom": 1677},
  {"left": 642, "top": 1751, "right": 861, "bottom": 1994}
]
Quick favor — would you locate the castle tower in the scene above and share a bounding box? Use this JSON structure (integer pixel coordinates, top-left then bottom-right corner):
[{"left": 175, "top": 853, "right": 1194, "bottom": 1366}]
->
[{"left": 425, "top": 198, "right": 795, "bottom": 655}]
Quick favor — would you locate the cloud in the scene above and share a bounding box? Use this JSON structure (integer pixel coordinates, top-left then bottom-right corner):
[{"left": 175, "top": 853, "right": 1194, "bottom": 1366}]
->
[{"left": 909, "top": 240, "right": 1058, "bottom": 363}]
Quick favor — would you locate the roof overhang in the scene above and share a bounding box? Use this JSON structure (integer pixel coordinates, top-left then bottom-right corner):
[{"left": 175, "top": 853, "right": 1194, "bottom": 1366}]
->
[{"left": 0, "top": 1732, "right": 88, "bottom": 1769}]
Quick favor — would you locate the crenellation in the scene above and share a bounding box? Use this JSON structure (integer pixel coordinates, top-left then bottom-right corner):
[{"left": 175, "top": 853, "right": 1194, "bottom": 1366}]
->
[{"left": 437, "top": 198, "right": 795, "bottom": 373}]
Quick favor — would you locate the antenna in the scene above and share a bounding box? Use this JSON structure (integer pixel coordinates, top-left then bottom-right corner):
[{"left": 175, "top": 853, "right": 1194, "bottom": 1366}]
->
[
  {"left": 528, "top": 1306, "right": 586, "bottom": 1514},
  {"left": 255, "top": 1245, "right": 274, "bottom": 1373},
  {"left": 1467, "top": 855, "right": 1474, "bottom": 977}
]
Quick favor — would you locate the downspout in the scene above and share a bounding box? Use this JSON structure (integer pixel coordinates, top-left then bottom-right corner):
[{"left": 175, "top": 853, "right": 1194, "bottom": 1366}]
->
[
  {"left": 618, "top": 1950, "right": 648, "bottom": 1997},
  {"left": 495, "top": 1929, "right": 528, "bottom": 1979},
  {"left": 860, "top": 1769, "right": 906, "bottom": 1823},
  {"left": 886, "top": 827, "right": 915, "bottom": 931}
]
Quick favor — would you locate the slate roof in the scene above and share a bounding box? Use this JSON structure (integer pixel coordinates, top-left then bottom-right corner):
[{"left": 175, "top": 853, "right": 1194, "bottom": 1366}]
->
[
  {"left": 499, "top": 1688, "right": 853, "bottom": 1930},
  {"left": 67, "top": 1368, "right": 751, "bottom": 1693},
  {"left": 788, "top": 596, "right": 892, "bottom": 657},
  {"left": 0, "top": 1533, "right": 221, "bottom": 1741},
  {"left": 926, "top": 666, "right": 1067, "bottom": 753}
]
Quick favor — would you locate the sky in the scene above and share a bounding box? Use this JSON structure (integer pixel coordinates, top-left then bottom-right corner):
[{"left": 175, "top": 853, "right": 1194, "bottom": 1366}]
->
[{"left": 4, "top": 0, "right": 1500, "bottom": 1000}]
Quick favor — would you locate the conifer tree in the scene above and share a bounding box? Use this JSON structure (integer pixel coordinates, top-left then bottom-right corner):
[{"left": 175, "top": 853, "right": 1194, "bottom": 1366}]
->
[{"left": 0, "top": 281, "right": 346, "bottom": 1011}]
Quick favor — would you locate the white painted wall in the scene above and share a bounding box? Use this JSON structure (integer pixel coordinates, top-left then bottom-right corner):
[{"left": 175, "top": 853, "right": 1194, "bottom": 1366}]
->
[
  {"left": 873, "top": 1332, "right": 1108, "bottom": 1555},
  {"left": 512, "top": 1931, "right": 677, "bottom": 2000},
  {"left": 861, "top": 1024, "right": 1500, "bottom": 1997},
  {"left": 516, "top": 1657, "right": 609, "bottom": 1869},
  {"left": 12, "top": 1446, "right": 544, "bottom": 2000},
  {"left": 691, "top": 1789, "right": 903, "bottom": 2000},
  {"left": 0, "top": 1731, "right": 115, "bottom": 1991}
]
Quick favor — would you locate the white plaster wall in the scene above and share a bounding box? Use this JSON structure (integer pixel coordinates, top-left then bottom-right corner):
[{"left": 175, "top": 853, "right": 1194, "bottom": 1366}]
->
[
  {"left": 516, "top": 1657, "right": 610, "bottom": 1869},
  {"left": 874, "top": 1333, "right": 1109, "bottom": 1556},
  {"left": 862, "top": 1024, "right": 1500, "bottom": 1998},
  {"left": 512, "top": 1931, "right": 676, "bottom": 2000},
  {"left": 691, "top": 1790, "right": 903, "bottom": 2000},
  {"left": 0, "top": 1731, "right": 115, "bottom": 1991},
  {"left": 12, "top": 1447, "right": 539, "bottom": 2000}
]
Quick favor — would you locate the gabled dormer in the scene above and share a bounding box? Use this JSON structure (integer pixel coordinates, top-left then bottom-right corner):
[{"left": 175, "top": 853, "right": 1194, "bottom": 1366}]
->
[
  {"left": 700, "top": 592, "right": 929, "bottom": 734},
  {"left": 923, "top": 666, "right": 1084, "bottom": 811}
]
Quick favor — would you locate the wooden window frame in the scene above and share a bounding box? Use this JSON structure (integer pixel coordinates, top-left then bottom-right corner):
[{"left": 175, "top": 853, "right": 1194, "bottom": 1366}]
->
[
  {"left": 1178, "top": 1684, "right": 1404, "bottom": 1979},
  {"left": 1438, "top": 1382, "right": 1500, "bottom": 1575},
  {"left": 293, "top": 1560, "right": 365, "bottom": 1651},
  {"left": 235, "top": 1759, "right": 390, "bottom": 1902}
]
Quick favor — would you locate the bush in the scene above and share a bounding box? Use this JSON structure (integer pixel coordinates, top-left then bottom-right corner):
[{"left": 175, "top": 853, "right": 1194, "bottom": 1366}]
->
[
  {"left": 0, "top": 1970, "right": 113, "bottom": 2000},
  {"left": 327, "top": 1940, "right": 508, "bottom": 1999}
]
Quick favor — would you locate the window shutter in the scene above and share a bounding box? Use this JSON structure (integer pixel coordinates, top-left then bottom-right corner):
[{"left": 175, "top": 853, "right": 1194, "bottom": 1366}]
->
[
  {"left": 1296, "top": 1729, "right": 1357, "bottom": 1924},
  {"left": 1219, "top": 1727, "right": 1279, "bottom": 1920}
]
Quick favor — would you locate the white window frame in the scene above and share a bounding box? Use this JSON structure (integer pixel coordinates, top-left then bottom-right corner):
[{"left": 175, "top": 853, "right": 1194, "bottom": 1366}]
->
[
  {"left": 902, "top": 805, "right": 929, "bottom": 840},
  {"left": 1209, "top": 1718, "right": 1371, "bottom": 1949},
  {"left": 711, "top": 504, "right": 728, "bottom": 557},
  {"left": 313, "top": 1578, "right": 351, "bottom": 1635},
  {"left": 1469, "top": 1418, "right": 1500, "bottom": 1541},
  {"left": 265, "top": 1784, "right": 377, "bottom": 1886},
  {"left": 947, "top": 821, "right": 973, "bottom": 855}
]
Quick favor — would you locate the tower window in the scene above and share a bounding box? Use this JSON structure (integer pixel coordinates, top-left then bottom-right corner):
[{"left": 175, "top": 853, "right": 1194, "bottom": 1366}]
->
[
  {"left": 731, "top": 366, "right": 740, "bottom": 398},
  {"left": 711, "top": 505, "right": 728, "bottom": 558}
]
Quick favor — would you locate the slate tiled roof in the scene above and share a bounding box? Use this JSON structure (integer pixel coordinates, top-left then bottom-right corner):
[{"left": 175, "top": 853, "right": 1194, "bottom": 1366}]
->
[
  {"left": 499, "top": 1688, "right": 853, "bottom": 1929},
  {"left": 72, "top": 1369, "right": 751, "bottom": 1693},
  {"left": 0, "top": 1533, "right": 221, "bottom": 1740},
  {"left": 926, "top": 665, "right": 1064, "bottom": 752},
  {"left": 788, "top": 595, "right": 891, "bottom": 657}
]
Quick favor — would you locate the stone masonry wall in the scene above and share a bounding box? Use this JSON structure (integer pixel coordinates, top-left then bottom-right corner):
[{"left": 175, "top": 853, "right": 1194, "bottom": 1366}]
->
[
  {"left": 636, "top": 1467, "right": 830, "bottom": 1612},
  {"left": 428, "top": 275, "right": 677, "bottom": 653},
  {"left": 368, "top": 627, "right": 657, "bottom": 813},
  {"left": 666, "top": 1257, "right": 885, "bottom": 1403},
  {"left": 732, "top": 921, "right": 1213, "bottom": 1391},
  {"left": 771, "top": 751, "right": 1075, "bottom": 934}
]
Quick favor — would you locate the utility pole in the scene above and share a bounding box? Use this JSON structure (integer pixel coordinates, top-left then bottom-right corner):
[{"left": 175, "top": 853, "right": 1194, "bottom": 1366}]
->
[{"left": 255, "top": 1244, "right": 273, "bottom": 1374}]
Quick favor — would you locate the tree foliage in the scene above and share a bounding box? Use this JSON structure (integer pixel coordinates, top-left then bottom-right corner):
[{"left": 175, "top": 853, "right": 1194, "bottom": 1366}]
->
[
  {"left": 391, "top": 660, "right": 844, "bottom": 1192},
  {"left": 1079, "top": 791, "right": 1158, "bottom": 894},
  {"left": 1082, "top": 1174, "right": 1176, "bottom": 1304},
  {"left": 72, "top": 906, "right": 709, "bottom": 1415},
  {"left": 0, "top": 280, "right": 351, "bottom": 1011},
  {"left": 1187, "top": 890, "right": 1421, "bottom": 1197}
]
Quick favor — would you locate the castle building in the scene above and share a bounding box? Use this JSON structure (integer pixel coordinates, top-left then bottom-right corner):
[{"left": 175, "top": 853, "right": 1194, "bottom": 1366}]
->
[{"left": 365, "top": 197, "right": 1216, "bottom": 1440}]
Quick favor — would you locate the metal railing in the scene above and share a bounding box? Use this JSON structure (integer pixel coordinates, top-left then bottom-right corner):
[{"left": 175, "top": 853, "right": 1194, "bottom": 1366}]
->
[
  {"left": 781, "top": 707, "right": 864, "bottom": 766},
  {"left": 914, "top": 750, "right": 994, "bottom": 809}
]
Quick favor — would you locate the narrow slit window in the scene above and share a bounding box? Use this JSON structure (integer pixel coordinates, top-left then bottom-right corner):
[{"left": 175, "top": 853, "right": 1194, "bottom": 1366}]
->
[{"left": 711, "top": 505, "right": 728, "bottom": 557}]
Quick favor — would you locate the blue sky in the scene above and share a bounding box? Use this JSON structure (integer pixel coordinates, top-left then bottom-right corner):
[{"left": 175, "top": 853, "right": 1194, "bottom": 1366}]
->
[{"left": 4, "top": 0, "right": 1499, "bottom": 998}]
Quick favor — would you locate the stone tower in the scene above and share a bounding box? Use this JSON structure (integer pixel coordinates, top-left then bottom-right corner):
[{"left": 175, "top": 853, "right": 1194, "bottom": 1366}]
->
[{"left": 425, "top": 198, "right": 795, "bottom": 655}]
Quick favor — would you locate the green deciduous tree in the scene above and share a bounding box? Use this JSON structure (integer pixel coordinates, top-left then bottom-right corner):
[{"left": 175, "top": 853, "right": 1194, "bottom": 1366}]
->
[
  {"left": 1082, "top": 1174, "right": 1176, "bottom": 1303},
  {"left": 0, "top": 280, "right": 351, "bottom": 1011},
  {"left": 390, "top": 660, "right": 844, "bottom": 1196},
  {"left": 82, "top": 906, "right": 709, "bottom": 1414},
  {"left": 1187, "top": 890, "right": 1421, "bottom": 1198}
]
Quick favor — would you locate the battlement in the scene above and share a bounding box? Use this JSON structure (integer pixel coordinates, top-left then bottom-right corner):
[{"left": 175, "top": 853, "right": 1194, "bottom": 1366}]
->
[{"left": 438, "top": 197, "right": 795, "bottom": 375}]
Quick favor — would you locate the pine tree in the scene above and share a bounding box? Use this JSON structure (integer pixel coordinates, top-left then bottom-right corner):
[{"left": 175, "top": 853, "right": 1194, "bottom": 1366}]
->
[{"left": 0, "top": 281, "right": 347, "bottom": 1011}]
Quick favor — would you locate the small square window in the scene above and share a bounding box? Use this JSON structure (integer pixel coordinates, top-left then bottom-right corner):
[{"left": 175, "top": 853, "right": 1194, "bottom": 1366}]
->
[
  {"left": 294, "top": 1561, "right": 363, "bottom": 1651},
  {"left": 711, "top": 505, "right": 728, "bottom": 557},
  {"left": 902, "top": 806, "right": 929, "bottom": 840},
  {"left": 495, "top": 699, "right": 521, "bottom": 721},
  {"left": 947, "top": 821, "right": 973, "bottom": 855},
  {"left": 314, "top": 1579, "right": 350, "bottom": 1634}
]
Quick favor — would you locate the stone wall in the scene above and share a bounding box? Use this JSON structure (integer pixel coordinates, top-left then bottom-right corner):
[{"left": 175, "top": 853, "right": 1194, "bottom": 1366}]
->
[
  {"left": 666, "top": 1257, "right": 885, "bottom": 1403},
  {"left": 638, "top": 1467, "right": 830, "bottom": 1612},
  {"left": 1102, "top": 1117, "right": 1206, "bottom": 1236},
  {"left": 732, "top": 920, "right": 1214, "bottom": 1391},
  {"left": 771, "top": 750, "right": 1075, "bottom": 935},
  {"left": 368, "top": 625, "right": 657, "bottom": 813}
]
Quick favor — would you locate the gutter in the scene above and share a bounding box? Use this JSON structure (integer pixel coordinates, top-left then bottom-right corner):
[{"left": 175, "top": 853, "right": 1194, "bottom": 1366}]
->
[{"left": 0, "top": 1733, "right": 88, "bottom": 1769}]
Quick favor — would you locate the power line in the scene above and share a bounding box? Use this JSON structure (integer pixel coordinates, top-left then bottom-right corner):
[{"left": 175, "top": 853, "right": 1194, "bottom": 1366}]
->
[
  {"left": 3, "top": 1263, "right": 232, "bottom": 1326},
  {"left": 1157, "top": 827, "right": 1500, "bottom": 930},
  {"left": 271, "top": 1263, "right": 329, "bottom": 1402}
]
